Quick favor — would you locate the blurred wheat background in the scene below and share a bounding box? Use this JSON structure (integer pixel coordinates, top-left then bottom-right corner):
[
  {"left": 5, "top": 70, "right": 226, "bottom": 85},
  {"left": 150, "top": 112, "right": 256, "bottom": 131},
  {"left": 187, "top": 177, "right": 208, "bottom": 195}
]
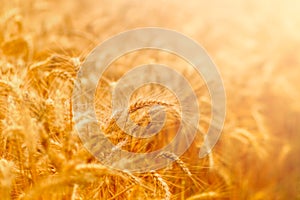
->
[{"left": 0, "top": 0, "right": 300, "bottom": 199}]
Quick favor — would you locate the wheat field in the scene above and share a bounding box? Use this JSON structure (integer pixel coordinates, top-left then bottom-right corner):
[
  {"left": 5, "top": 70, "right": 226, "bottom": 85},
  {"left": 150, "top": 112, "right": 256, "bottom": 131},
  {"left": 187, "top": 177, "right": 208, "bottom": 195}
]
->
[{"left": 0, "top": 0, "right": 300, "bottom": 199}]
